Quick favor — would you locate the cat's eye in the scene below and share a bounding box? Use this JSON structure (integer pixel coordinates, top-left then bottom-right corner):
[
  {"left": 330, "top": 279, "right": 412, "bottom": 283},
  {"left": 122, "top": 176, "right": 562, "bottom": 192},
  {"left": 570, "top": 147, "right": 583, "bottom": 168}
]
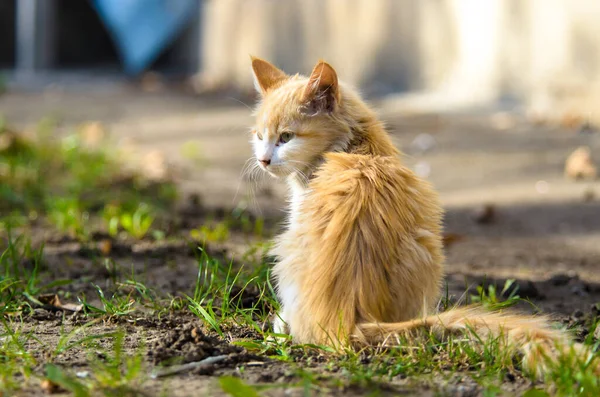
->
[
  {"left": 279, "top": 132, "right": 294, "bottom": 144},
  {"left": 256, "top": 130, "right": 263, "bottom": 140}
]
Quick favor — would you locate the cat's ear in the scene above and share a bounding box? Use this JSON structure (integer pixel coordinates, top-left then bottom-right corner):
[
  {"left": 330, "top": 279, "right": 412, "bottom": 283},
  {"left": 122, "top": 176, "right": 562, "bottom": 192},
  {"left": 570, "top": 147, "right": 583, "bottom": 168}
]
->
[
  {"left": 301, "top": 60, "right": 340, "bottom": 115},
  {"left": 251, "top": 56, "right": 287, "bottom": 95}
]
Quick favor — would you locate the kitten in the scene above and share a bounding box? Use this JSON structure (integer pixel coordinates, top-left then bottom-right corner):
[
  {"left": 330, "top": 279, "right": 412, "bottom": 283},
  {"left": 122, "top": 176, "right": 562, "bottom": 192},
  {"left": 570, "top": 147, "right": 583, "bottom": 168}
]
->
[{"left": 248, "top": 56, "right": 595, "bottom": 376}]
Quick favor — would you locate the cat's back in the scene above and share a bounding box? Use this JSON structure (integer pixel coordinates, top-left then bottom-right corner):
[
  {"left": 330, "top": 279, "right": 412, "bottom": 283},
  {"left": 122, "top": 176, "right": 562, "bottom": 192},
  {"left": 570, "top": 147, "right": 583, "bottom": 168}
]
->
[{"left": 287, "top": 151, "right": 445, "bottom": 326}]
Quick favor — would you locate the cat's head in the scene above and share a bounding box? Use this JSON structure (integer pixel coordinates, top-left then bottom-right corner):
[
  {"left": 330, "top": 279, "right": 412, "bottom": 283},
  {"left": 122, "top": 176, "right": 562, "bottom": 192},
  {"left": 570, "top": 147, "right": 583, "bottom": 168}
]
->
[{"left": 249, "top": 57, "right": 352, "bottom": 180}]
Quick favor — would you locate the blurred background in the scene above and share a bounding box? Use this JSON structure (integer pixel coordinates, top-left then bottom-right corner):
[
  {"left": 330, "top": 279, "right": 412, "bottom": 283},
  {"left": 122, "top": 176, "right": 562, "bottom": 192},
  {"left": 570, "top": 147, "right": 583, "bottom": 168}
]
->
[
  {"left": 0, "top": 0, "right": 598, "bottom": 239},
  {"left": 3, "top": 0, "right": 600, "bottom": 113}
]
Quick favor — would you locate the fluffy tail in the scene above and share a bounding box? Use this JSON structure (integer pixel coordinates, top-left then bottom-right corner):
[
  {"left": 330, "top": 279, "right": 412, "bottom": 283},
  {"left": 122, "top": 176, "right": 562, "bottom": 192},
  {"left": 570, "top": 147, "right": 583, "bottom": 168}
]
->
[{"left": 355, "top": 305, "right": 596, "bottom": 378}]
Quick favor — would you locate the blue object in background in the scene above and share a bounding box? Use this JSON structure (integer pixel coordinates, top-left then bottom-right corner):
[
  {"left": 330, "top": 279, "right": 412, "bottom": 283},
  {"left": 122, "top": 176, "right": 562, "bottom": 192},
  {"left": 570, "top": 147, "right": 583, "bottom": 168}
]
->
[{"left": 92, "top": 0, "right": 198, "bottom": 75}]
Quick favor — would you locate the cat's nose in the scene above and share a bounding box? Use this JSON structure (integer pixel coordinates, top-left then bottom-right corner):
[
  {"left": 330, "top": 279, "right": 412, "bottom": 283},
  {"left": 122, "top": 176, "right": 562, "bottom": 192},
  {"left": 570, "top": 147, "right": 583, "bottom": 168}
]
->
[{"left": 259, "top": 158, "right": 271, "bottom": 166}]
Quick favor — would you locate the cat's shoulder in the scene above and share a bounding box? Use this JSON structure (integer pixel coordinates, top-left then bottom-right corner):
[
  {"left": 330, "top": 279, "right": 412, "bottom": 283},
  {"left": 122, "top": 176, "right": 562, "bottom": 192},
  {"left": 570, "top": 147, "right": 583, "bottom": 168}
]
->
[
  {"left": 308, "top": 152, "right": 439, "bottom": 208},
  {"left": 313, "top": 152, "right": 418, "bottom": 185}
]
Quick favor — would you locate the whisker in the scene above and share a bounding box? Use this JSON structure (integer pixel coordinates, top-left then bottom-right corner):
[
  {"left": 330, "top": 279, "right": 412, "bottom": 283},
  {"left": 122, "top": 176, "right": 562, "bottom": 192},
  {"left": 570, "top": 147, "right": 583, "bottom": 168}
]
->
[
  {"left": 226, "top": 96, "right": 253, "bottom": 111},
  {"left": 234, "top": 157, "right": 257, "bottom": 205}
]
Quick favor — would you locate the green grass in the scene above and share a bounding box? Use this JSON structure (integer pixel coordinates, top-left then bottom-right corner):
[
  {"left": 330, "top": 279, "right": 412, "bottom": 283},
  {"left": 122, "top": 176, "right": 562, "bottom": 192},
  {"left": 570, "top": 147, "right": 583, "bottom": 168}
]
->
[
  {"left": 0, "top": 232, "right": 73, "bottom": 315},
  {"left": 470, "top": 278, "right": 521, "bottom": 310},
  {"left": 44, "top": 330, "right": 147, "bottom": 396},
  {"left": 186, "top": 245, "right": 277, "bottom": 338},
  {"left": 2, "top": 227, "right": 600, "bottom": 396},
  {"left": 0, "top": 117, "right": 176, "bottom": 239},
  {"left": 0, "top": 318, "right": 37, "bottom": 392}
]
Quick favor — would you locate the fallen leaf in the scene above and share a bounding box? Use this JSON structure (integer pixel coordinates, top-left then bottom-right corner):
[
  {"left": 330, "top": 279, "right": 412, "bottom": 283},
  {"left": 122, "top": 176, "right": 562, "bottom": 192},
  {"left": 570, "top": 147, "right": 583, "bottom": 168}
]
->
[
  {"left": 38, "top": 294, "right": 61, "bottom": 307},
  {"left": 443, "top": 233, "right": 465, "bottom": 247},
  {"left": 40, "top": 379, "right": 61, "bottom": 394},
  {"left": 565, "top": 146, "right": 597, "bottom": 180},
  {"left": 99, "top": 239, "right": 112, "bottom": 256},
  {"left": 560, "top": 111, "right": 585, "bottom": 130},
  {"left": 37, "top": 294, "right": 83, "bottom": 313}
]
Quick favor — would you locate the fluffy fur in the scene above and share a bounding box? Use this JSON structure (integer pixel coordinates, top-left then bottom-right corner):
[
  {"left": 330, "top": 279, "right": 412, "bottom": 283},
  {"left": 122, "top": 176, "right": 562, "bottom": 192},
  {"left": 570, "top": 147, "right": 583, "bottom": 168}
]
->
[{"left": 248, "top": 56, "right": 596, "bottom": 377}]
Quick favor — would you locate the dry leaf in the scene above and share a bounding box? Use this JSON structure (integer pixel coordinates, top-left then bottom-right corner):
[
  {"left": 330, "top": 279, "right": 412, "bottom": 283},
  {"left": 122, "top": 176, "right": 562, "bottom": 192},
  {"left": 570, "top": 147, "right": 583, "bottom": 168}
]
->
[
  {"left": 443, "top": 233, "right": 465, "bottom": 247},
  {"left": 40, "top": 379, "right": 61, "bottom": 394},
  {"left": 565, "top": 146, "right": 597, "bottom": 180},
  {"left": 560, "top": 111, "right": 585, "bottom": 130},
  {"left": 38, "top": 294, "right": 62, "bottom": 307},
  {"left": 99, "top": 239, "right": 112, "bottom": 256},
  {"left": 37, "top": 294, "right": 83, "bottom": 313}
]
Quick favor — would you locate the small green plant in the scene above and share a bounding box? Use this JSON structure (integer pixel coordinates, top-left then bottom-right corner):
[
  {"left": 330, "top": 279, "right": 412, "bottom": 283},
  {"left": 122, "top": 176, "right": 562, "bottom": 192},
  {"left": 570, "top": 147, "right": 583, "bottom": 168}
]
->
[
  {"left": 47, "top": 197, "right": 89, "bottom": 240},
  {"left": 219, "top": 376, "right": 261, "bottom": 397},
  {"left": 471, "top": 279, "right": 520, "bottom": 309},
  {"left": 180, "top": 140, "right": 204, "bottom": 165},
  {"left": 0, "top": 233, "right": 71, "bottom": 314},
  {"left": 0, "top": 118, "right": 176, "bottom": 239},
  {"left": 190, "top": 221, "right": 230, "bottom": 243},
  {"left": 79, "top": 285, "right": 136, "bottom": 317},
  {"left": 119, "top": 204, "right": 155, "bottom": 239},
  {"left": 52, "top": 320, "right": 113, "bottom": 358},
  {"left": 45, "top": 330, "right": 146, "bottom": 396},
  {"left": 232, "top": 204, "right": 265, "bottom": 237},
  {"left": 90, "top": 331, "right": 146, "bottom": 393},
  {"left": 102, "top": 203, "right": 156, "bottom": 240},
  {"left": 0, "top": 319, "right": 38, "bottom": 392},
  {"left": 44, "top": 364, "right": 89, "bottom": 397},
  {"left": 102, "top": 204, "right": 121, "bottom": 237},
  {"left": 187, "top": 247, "right": 278, "bottom": 338}
]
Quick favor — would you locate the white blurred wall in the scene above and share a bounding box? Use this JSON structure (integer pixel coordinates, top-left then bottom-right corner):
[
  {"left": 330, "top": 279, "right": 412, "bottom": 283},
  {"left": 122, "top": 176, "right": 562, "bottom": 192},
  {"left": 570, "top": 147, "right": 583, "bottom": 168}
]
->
[{"left": 198, "top": 0, "right": 600, "bottom": 118}]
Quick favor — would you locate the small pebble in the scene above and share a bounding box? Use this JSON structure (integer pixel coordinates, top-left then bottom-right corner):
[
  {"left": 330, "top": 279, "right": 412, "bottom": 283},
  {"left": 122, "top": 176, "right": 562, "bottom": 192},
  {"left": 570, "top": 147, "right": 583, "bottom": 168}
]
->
[{"left": 472, "top": 204, "right": 496, "bottom": 224}]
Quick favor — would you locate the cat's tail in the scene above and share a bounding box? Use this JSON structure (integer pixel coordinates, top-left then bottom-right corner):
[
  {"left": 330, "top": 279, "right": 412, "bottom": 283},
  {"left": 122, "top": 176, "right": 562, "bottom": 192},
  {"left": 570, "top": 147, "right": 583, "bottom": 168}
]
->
[{"left": 355, "top": 305, "right": 595, "bottom": 378}]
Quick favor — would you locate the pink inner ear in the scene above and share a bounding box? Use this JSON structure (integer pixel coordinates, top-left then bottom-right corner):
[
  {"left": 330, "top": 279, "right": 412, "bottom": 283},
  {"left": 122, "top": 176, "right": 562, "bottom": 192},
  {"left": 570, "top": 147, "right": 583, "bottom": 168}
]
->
[
  {"left": 301, "top": 62, "right": 340, "bottom": 115},
  {"left": 301, "top": 88, "right": 337, "bottom": 116},
  {"left": 301, "top": 64, "right": 339, "bottom": 115}
]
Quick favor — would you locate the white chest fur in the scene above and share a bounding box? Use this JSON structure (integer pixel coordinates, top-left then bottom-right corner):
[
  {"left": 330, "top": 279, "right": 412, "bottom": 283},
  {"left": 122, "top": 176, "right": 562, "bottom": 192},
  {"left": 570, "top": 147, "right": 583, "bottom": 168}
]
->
[
  {"left": 287, "top": 176, "right": 307, "bottom": 228},
  {"left": 273, "top": 177, "right": 307, "bottom": 334}
]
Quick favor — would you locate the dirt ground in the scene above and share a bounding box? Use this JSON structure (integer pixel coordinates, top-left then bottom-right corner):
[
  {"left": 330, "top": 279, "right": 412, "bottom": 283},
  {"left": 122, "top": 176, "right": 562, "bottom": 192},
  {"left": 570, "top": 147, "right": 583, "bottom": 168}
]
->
[{"left": 2, "top": 87, "right": 600, "bottom": 396}]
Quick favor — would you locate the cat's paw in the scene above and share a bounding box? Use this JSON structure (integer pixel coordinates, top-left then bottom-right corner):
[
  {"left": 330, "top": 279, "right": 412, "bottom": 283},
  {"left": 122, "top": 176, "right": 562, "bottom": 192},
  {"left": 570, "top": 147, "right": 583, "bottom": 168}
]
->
[
  {"left": 272, "top": 314, "right": 290, "bottom": 335},
  {"left": 265, "top": 313, "right": 291, "bottom": 344}
]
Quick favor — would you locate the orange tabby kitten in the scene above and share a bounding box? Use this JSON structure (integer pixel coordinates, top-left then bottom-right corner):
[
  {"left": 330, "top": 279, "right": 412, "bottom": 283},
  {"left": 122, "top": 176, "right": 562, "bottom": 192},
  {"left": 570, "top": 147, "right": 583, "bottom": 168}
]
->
[{"left": 249, "top": 57, "right": 594, "bottom": 376}]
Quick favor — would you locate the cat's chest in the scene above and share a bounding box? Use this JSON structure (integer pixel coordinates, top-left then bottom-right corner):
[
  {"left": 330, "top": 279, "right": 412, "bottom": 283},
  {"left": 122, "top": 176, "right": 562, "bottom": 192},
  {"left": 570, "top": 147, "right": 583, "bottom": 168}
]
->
[{"left": 287, "top": 180, "right": 307, "bottom": 227}]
